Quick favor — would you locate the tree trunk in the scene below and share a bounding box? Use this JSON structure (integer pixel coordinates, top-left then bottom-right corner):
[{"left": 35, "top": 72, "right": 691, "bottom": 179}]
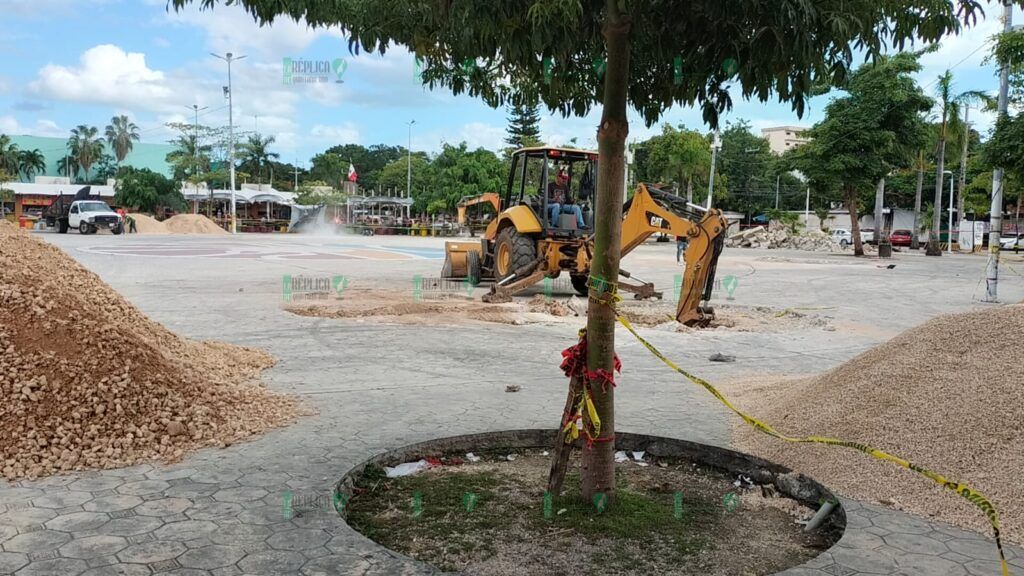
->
[
  {"left": 686, "top": 175, "right": 693, "bottom": 203},
  {"left": 846, "top": 186, "right": 864, "bottom": 257},
  {"left": 873, "top": 177, "right": 885, "bottom": 242},
  {"left": 927, "top": 137, "right": 946, "bottom": 256},
  {"left": 911, "top": 167, "right": 924, "bottom": 250},
  {"left": 581, "top": 0, "right": 631, "bottom": 505}
]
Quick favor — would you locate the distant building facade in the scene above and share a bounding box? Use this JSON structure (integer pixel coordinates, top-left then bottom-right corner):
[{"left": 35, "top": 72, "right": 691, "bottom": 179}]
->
[
  {"left": 6, "top": 135, "right": 175, "bottom": 180},
  {"left": 761, "top": 126, "right": 810, "bottom": 155}
]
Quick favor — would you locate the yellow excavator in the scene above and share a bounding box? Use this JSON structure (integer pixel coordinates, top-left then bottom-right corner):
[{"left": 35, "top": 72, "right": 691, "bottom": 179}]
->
[
  {"left": 455, "top": 192, "right": 500, "bottom": 236},
  {"left": 441, "top": 146, "right": 727, "bottom": 326}
]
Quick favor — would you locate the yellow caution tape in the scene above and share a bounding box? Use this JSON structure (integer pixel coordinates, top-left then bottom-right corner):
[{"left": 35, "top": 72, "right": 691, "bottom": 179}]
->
[{"left": 615, "top": 314, "right": 1009, "bottom": 576}]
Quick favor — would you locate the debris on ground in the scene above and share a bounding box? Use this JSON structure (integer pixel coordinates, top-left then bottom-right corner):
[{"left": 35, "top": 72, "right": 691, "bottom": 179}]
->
[
  {"left": 466, "top": 453, "right": 481, "bottom": 463},
  {"left": 162, "top": 214, "right": 228, "bottom": 234},
  {"left": 735, "top": 304, "right": 1024, "bottom": 543},
  {"left": 505, "top": 384, "right": 521, "bottom": 393},
  {"left": 0, "top": 224, "right": 300, "bottom": 479},
  {"left": 709, "top": 352, "right": 737, "bottom": 363},
  {"left": 384, "top": 460, "right": 432, "bottom": 478},
  {"left": 727, "top": 224, "right": 846, "bottom": 252},
  {"left": 527, "top": 295, "right": 571, "bottom": 316}
]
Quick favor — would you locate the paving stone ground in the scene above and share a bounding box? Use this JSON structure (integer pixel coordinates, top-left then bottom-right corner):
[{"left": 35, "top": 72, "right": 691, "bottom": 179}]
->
[{"left": 3, "top": 234, "right": 1022, "bottom": 575}]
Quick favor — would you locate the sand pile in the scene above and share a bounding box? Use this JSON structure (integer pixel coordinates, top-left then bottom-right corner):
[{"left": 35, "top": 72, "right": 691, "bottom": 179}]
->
[
  {"left": 735, "top": 305, "right": 1024, "bottom": 542},
  {"left": 0, "top": 224, "right": 300, "bottom": 479},
  {"left": 127, "top": 213, "right": 167, "bottom": 234},
  {"left": 163, "top": 214, "right": 227, "bottom": 234}
]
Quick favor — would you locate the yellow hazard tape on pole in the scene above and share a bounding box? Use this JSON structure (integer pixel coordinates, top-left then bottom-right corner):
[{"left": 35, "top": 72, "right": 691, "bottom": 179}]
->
[{"left": 615, "top": 314, "right": 1010, "bottom": 576}]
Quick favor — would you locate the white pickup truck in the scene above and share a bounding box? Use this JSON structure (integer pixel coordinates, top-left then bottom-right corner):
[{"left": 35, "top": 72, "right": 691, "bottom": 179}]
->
[{"left": 65, "top": 200, "right": 123, "bottom": 235}]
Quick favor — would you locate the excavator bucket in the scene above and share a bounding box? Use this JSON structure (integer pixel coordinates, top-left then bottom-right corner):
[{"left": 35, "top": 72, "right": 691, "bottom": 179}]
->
[{"left": 442, "top": 241, "right": 484, "bottom": 279}]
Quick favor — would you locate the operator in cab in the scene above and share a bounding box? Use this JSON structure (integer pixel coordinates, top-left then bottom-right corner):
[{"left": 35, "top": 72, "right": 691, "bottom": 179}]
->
[{"left": 547, "top": 169, "right": 585, "bottom": 229}]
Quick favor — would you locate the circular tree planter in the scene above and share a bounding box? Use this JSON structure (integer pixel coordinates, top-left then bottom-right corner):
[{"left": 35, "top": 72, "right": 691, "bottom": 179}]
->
[{"left": 333, "top": 430, "right": 846, "bottom": 575}]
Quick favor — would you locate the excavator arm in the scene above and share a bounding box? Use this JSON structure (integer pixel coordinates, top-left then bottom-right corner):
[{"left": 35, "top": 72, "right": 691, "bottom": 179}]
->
[{"left": 620, "top": 184, "right": 727, "bottom": 326}]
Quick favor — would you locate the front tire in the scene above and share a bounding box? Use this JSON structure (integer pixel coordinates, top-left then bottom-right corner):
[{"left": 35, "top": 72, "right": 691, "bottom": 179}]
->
[
  {"left": 112, "top": 223, "right": 123, "bottom": 235},
  {"left": 79, "top": 222, "right": 90, "bottom": 235},
  {"left": 494, "top": 227, "right": 536, "bottom": 281},
  {"left": 467, "top": 250, "right": 482, "bottom": 286}
]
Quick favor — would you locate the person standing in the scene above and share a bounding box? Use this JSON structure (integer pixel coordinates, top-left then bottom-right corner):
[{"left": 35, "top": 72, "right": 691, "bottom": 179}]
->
[{"left": 676, "top": 235, "right": 689, "bottom": 263}]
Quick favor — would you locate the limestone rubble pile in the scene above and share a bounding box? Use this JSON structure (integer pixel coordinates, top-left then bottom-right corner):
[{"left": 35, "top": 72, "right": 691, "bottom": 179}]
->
[
  {"left": 0, "top": 224, "right": 299, "bottom": 479},
  {"left": 726, "top": 224, "right": 847, "bottom": 252}
]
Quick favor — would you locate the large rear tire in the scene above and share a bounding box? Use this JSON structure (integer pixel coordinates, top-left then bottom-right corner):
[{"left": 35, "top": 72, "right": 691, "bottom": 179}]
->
[
  {"left": 58, "top": 219, "right": 68, "bottom": 234},
  {"left": 494, "top": 227, "right": 536, "bottom": 281}
]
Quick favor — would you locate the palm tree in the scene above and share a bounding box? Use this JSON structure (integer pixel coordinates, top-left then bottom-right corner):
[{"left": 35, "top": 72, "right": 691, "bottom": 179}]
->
[
  {"left": 104, "top": 115, "right": 140, "bottom": 167},
  {"left": 67, "top": 125, "right": 105, "bottom": 183},
  {"left": 57, "top": 155, "right": 81, "bottom": 182},
  {"left": 926, "top": 71, "right": 985, "bottom": 255},
  {"left": 18, "top": 149, "right": 46, "bottom": 182},
  {"left": 0, "top": 135, "right": 20, "bottom": 177},
  {"left": 239, "top": 134, "right": 279, "bottom": 185}
]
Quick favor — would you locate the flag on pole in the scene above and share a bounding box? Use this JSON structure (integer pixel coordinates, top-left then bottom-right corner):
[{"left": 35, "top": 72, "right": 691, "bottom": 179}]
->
[{"left": 347, "top": 163, "right": 358, "bottom": 182}]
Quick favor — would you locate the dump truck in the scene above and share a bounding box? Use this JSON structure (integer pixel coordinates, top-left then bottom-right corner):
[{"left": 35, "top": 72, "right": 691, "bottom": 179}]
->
[
  {"left": 43, "top": 186, "right": 124, "bottom": 235},
  {"left": 441, "top": 146, "right": 727, "bottom": 326}
]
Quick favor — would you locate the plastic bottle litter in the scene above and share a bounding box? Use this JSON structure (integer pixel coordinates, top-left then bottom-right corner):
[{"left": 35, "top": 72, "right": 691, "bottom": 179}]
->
[{"left": 384, "top": 460, "right": 432, "bottom": 478}]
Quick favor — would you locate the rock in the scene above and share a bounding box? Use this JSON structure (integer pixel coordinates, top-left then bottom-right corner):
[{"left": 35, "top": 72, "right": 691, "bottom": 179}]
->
[
  {"left": 165, "top": 421, "right": 186, "bottom": 436},
  {"left": 708, "top": 352, "right": 736, "bottom": 363}
]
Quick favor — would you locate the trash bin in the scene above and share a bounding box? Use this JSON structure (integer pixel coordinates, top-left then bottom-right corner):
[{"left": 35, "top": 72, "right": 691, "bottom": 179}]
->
[{"left": 878, "top": 241, "right": 892, "bottom": 258}]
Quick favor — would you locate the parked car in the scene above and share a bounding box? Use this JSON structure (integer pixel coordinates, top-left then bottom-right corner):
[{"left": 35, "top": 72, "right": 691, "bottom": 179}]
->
[
  {"left": 890, "top": 229, "right": 913, "bottom": 246},
  {"left": 831, "top": 228, "right": 852, "bottom": 247},
  {"left": 1000, "top": 234, "right": 1024, "bottom": 251}
]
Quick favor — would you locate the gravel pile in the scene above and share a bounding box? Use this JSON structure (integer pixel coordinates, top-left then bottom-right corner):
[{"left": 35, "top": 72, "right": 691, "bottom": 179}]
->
[
  {"left": 0, "top": 223, "right": 300, "bottom": 479},
  {"left": 735, "top": 304, "right": 1024, "bottom": 542},
  {"left": 127, "top": 213, "right": 167, "bottom": 234},
  {"left": 162, "top": 214, "right": 227, "bottom": 234}
]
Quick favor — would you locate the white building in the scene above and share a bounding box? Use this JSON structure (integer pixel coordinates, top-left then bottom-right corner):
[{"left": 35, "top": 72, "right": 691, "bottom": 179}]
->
[{"left": 761, "top": 126, "right": 810, "bottom": 155}]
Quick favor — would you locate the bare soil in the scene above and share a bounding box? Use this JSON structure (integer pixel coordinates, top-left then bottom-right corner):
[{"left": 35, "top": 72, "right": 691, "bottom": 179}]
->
[
  {"left": 345, "top": 451, "right": 835, "bottom": 576},
  {"left": 287, "top": 287, "right": 830, "bottom": 332}
]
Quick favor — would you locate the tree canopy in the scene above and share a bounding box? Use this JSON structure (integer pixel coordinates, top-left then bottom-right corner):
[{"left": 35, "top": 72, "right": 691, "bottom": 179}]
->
[{"left": 114, "top": 167, "right": 185, "bottom": 213}]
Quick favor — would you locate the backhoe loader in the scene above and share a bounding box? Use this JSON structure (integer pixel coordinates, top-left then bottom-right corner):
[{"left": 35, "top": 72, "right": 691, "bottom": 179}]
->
[{"left": 441, "top": 146, "right": 727, "bottom": 326}]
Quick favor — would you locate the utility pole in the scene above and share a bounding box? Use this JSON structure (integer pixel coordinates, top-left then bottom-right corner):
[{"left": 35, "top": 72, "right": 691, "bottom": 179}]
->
[
  {"left": 805, "top": 185, "right": 810, "bottom": 227},
  {"left": 958, "top": 105, "right": 970, "bottom": 231},
  {"left": 874, "top": 177, "right": 885, "bottom": 242},
  {"left": 212, "top": 52, "right": 246, "bottom": 233},
  {"left": 986, "top": 1, "right": 1012, "bottom": 302},
  {"left": 945, "top": 170, "right": 954, "bottom": 255},
  {"left": 293, "top": 160, "right": 299, "bottom": 191},
  {"left": 406, "top": 119, "right": 416, "bottom": 199},
  {"left": 187, "top": 104, "right": 208, "bottom": 212},
  {"left": 774, "top": 174, "right": 781, "bottom": 210},
  {"left": 707, "top": 129, "right": 721, "bottom": 209}
]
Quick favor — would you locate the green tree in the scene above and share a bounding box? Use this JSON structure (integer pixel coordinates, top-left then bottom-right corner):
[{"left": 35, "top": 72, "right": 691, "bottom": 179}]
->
[
  {"left": 377, "top": 154, "right": 432, "bottom": 198},
  {"left": 239, "top": 134, "right": 280, "bottom": 184},
  {"left": 56, "top": 155, "right": 80, "bottom": 181},
  {"left": 308, "top": 152, "right": 349, "bottom": 189},
  {"left": 0, "top": 135, "right": 19, "bottom": 177},
  {"left": 67, "top": 125, "right": 105, "bottom": 183},
  {"left": 105, "top": 115, "right": 140, "bottom": 166},
  {"left": 716, "top": 121, "right": 777, "bottom": 215},
  {"left": 417, "top": 143, "right": 504, "bottom": 214},
  {"left": 505, "top": 102, "right": 543, "bottom": 149},
  {"left": 175, "top": 0, "right": 992, "bottom": 505},
  {"left": 791, "top": 52, "right": 931, "bottom": 256},
  {"left": 114, "top": 167, "right": 185, "bottom": 213},
  {"left": 316, "top": 143, "right": 405, "bottom": 190},
  {"left": 17, "top": 148, "right": 46, "bottom": 182},
  {"left": 640, "top": 124, "right": 710, "bottom": 202},
  {"left": 926, "top": 71, "right": 968, "bottom": 255}
]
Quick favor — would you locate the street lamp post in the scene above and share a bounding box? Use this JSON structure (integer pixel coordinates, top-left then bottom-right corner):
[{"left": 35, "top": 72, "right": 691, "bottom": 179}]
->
[
  {"left": 211, "top": 52, "right": 246, "bottom": 233},
  {"left": 405, "top": 120, "right": 416, "bottom": 200},
  {"left": 707, "top": 130, "right": 721, "bottom": 209}
]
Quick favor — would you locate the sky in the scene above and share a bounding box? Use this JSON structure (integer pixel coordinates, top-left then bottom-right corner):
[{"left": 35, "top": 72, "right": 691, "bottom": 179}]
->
[{"left": 0, "top": 0, "right": 1017, "bottom": 169}]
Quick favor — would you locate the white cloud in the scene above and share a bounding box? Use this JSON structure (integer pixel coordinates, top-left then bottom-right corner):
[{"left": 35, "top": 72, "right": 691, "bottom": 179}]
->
[
  {"left": 164, "top": 3, "right": 345, "bottom": 60},
  {"left": 152, "top": 37, "right": 172, "bottom": 49},
  {"left": 310, "top": 122, "right": 360, "bottom": 144},
  {"left": 29, "top": 45, "right": 175, "bottom": 108},
  {"left": 0, "top": 116, "right": 64, "bottom": 137}
]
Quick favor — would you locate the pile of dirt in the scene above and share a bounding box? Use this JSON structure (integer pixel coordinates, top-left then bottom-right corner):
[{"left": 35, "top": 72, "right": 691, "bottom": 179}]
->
[
  {"left": 0, "top": 224, "right": 300, "bottom": 479},
  {"left": 163, "top": 214, "right": 227, "bottom": 234},
  {"left": 735, "top": 304, "right": 1024, "bottom": 542},
  {"left": 126, "top": 213, "right": 167, "bottom": 234}
]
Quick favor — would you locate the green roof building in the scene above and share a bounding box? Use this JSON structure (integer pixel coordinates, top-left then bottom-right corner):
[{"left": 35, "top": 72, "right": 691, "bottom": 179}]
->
[{"left": 7, "top": 135, "right": 175, "bottom": 180}]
